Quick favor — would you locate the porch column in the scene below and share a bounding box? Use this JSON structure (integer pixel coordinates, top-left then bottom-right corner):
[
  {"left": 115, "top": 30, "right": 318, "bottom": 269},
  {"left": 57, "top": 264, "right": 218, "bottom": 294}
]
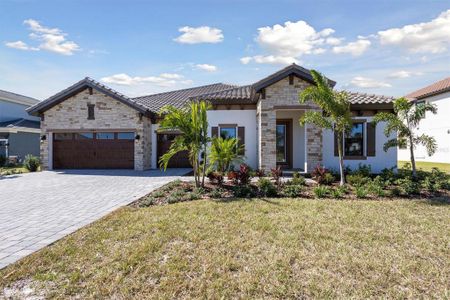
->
[
  {"left": 306, "top": 124, "right": 323, "bottom": 172},
  {"left": 258, "top": 109, "right": 277, "bottom": 171}
]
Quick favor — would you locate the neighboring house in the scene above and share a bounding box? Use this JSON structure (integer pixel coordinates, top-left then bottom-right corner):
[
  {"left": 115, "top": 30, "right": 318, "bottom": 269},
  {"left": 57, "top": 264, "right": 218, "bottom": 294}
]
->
[
  {"left": 27, "top": 64, "right": 397, "bottom": 173},
  {"left": 0, "top": 89, "right": 40, "bottom": 161},
  {"left": 398, "top": 76, "right": 450, "bottom": 164}
]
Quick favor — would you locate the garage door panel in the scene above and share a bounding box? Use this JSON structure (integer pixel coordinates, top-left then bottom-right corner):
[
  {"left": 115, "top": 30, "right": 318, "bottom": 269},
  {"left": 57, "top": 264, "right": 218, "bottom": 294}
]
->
[{"left": 53, "top": 133, "right": 134, "bottom": 169}]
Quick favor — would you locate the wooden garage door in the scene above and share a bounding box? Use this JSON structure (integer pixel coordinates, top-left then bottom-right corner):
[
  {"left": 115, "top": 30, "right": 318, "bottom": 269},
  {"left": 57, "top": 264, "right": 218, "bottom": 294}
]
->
[
  {"left": 157, "top": 133, "right": 191, "bottom": 168},
  {"left": 53, "top": 132, "right": 134, "bottom": 169}
]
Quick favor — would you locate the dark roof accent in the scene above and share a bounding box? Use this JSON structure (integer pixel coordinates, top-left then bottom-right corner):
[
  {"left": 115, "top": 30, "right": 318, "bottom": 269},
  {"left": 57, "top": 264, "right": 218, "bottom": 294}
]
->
[
  {"left": 27, "top": 77, "right": 151, "bottom": 116},
  {"left": 0, "top": 89, "right": 39, "bottom": 105},
  {"left": 0, "top": 118, "right": 40, "bottom": 129},
  {"left": 343, "top": 91, "right": 395, "bottom": 104},
  {"left": 252, "top": 63, "right": 336, "bottom": 92},
  {"left": 189, "top": 85, "right": 257, "bottom": 104},
  {"left": 132, "top": 83, "right": 237, "bottom": 112},
  {"left": 405, "top": 76, "right": 450, "bottom": 100}
]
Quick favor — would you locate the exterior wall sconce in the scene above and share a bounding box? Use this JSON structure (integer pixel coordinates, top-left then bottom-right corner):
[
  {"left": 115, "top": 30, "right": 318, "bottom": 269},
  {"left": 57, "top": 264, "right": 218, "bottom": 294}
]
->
[
  {"left": 40, "top": 135, "right": 46, "bottom": 141},
  {"left": 135, "top": 134, "right": 140, "bottom": 140}
]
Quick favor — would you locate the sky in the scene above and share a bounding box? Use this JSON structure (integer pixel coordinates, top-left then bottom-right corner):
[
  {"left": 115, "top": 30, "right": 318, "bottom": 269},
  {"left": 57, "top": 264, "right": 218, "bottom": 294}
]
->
[{"left": 0, "top": 0, "right": 449, "bottom": 100}]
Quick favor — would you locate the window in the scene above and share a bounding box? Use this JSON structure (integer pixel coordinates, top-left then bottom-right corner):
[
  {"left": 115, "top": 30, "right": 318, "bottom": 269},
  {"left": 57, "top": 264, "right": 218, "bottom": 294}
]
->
[
  {"left": 416, "top": 100, "right": 426, "bottom": 119},
  {"left": 220, "top": 127, "right": 236, "bottom": 139},
  {"left": 344, "top": 123, "right": 364, "bottom": 157},
  {"left": 74, "top": 132, "right": 93, "bottom": 139},
  {"left": 96, "top": 132, "right": 114, "bottom": 139},
  {"left": 87, "top": 104, "right": 95, "bottom": 120},
  {"left": 54, "top": 133, "right": 72, "bottom": 140},
  {"left": 276, "top": 124, "right": 287, "bottom": 163},
  {"left": 117, "top": 132, "right": 134, "bottom": 140}
]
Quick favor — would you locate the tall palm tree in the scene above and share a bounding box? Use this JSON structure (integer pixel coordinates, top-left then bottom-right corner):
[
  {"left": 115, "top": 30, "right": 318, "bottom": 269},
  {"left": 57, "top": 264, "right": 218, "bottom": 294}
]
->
[
  {"left": 299, "top": 70, "right": 352, "bottom": 186},
  {"left": 158, "top": 101, "right": 210, "bottom": 187},
  {"left": 373, "top": 97, "right": 437, "bottom": 178}
]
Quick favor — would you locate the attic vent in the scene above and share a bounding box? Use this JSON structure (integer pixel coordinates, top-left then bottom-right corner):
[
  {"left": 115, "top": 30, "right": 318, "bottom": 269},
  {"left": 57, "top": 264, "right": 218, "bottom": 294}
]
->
[{"left": 87, "top": 104, "right": 95, "bottom": 120}]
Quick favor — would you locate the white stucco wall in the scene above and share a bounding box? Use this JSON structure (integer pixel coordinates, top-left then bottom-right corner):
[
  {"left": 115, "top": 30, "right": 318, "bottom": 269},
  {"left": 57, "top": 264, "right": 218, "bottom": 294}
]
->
[
  {"left": 398, "top": 91, "right": 450, "bottom": 164},
  {"left": 322, "top": 117, "right": 397, "bottom": 173},
  {"left": 208, "top": 110, "right": 258, "bottom": 169},
  {"left": 276, "top": 110, "right": 306, "bottom": 169}
]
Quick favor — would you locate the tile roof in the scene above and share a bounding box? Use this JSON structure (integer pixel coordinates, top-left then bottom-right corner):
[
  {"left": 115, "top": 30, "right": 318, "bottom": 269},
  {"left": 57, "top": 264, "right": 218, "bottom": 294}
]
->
[
  {"left": 0, "top": 118, "right": 40, "bottom": 129},
  {"left": 189, "top": 85, "right": 256, "bottom": 104},
  {"left": 28, "top": 77, "right": 149, "bottom": 116},
  {"left": 132, "top": 83, "right": 237, "bottom": 112},
  {"left": 405, "top": 76, "right": 450, "bottom": 100},
  {"left": 0, "top": 89, "right": 39, "bottom": 105},
  {"left": 343, "top": 91, "right": 395, "bottom": 104}
]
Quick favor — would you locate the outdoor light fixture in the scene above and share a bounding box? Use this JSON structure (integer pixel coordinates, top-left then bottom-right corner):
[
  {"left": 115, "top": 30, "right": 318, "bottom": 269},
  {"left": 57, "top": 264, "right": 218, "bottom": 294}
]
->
[
  {"left": 40, "top": 135, "right": 46, "bottom": 141},
  {"left": 135, "top": 134, "right": 140, "bottom": 140}
]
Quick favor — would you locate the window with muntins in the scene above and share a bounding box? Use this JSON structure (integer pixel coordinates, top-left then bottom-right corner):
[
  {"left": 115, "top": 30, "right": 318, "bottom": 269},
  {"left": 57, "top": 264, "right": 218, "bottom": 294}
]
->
[{"left": 344, "top": 123, "right": 364, "bottom": 157}]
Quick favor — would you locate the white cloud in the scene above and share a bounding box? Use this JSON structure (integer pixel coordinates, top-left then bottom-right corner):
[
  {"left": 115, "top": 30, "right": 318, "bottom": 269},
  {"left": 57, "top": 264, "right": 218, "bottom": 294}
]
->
[
  {"left": 195, "top": 64, "right": 217, "bottom": 72},
  {"left": 378, "top": 9, "right": 450, "bottom": 53},
  {"left": 350, "top": 76, "right": 392, "bottom": 89},
  {"left": 326, "top": 37, "right": 343, "bottom": 46},
  {"left": 332, "top": 39, "right": 371, "bottom": 56},
  {"left": 240, "top": 55, "right": 299, "bottom": 65},
  {"left": 387, "top": 70, "right": 423, "bottom": 79},
  {"left": 5, "top": 40, "right": 39, "bottom": 51},
  {"left": 101, "top": 73, "right": 189, "bottom": 87},
  {"left": 174, "top": 26, "right": 224, "bottom": 44},
  {"left": 5, "top": 19, "right": 80, "bottom": 55}
]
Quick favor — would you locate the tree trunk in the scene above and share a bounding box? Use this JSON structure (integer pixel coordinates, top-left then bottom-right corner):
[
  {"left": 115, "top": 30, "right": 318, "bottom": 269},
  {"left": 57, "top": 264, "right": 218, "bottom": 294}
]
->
[
  {"left": 201, "top": 145, "right": 207, "bottom": 188},
  {"left": 337, "top": 133, "right": 345, "bottom": 186},
  {"left": 409, "top": 136, "right": 417, "bottom": 179}
]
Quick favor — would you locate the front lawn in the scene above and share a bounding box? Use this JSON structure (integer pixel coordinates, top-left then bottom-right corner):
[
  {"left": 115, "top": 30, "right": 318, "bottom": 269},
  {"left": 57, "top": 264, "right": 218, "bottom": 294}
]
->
[
  {"left": 1, "top": 199, "right": 448, "bottom": 298},
  {"left": 399, "top": 160, "right": 450, "bottom": 173}
]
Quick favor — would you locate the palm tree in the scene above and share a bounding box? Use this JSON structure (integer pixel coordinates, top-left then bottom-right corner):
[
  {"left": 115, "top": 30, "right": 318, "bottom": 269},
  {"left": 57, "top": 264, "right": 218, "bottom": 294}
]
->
[
  {"left": 299, "top": 70, "right": 352, "bottom": 186},
  {"left": 373, "top": 97, "right": 437, "bottom": 178},
  {"left": 158, "top": 101, "right": 210, "bottom": 187},
  {"left": 209, "top": 137, "right": 244, "bottom": 173}
]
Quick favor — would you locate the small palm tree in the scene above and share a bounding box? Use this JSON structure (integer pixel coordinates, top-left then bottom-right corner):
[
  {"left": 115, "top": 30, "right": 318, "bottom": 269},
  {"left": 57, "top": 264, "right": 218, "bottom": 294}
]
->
[
  {"left": 158, "top": 101, "right": 210, "bottom": 187},
  {"left": 299, "top": 70, "right": 352, "bottom": 186},
  {"left": 209, "top": 137, "right": 244, "bottom": 173},
  {"left": 373, "top": 97, "right": 437, "bottom": 178}
]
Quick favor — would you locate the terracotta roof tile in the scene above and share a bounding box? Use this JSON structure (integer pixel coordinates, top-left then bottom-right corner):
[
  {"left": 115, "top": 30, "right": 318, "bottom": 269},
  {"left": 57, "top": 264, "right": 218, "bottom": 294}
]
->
[
  {"left": 405, "top": 76, "right": 450, "bottom": 100},
  {"left": 343, "top": 91, "right": 395, "bottom": 104}
]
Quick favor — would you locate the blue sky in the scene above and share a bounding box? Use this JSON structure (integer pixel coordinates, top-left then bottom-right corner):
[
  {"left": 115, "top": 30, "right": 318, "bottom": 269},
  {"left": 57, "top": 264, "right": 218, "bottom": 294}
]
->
[{"left": 1, "top": 0, "right": 449, "bottom": 100}]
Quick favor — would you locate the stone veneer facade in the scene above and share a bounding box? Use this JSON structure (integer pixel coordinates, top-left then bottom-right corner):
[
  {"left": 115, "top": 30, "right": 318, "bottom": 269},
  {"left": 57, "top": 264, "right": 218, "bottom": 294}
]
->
[
  {"left": 257, "top": 76, "right": 323, "bottom": 172},
  {"left": 40, "top": 88, "right": 151, "bottom": 170}
]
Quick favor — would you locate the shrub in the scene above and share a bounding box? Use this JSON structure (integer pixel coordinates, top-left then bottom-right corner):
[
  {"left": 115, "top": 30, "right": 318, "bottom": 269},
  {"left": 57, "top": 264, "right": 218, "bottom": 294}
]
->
[
  {"left": 24, "top": 154, "right": 40, "bottom": 172},
  {"left": 423, "top": 177, "right": 438, "bottom": 194},
  {"left": 331, "top": 186, "right": 346, "bottom": 199},
  {"left": 141, "top": 196, "right": 157, "bottom": 207},
  {"left": 227, "top": 171, "right": 239, "bottom": 185},
  {"left": 167, "top": 190, "right": 185, "bottom": 204},
  {"left": 238, "top": 164, "right": 252, "bottom": 185},
  {"left": 353, "top": 163, "right": 372, "bottom": 176},
  {"left": 312, "top": 165, "right": 334, "bottom": 185},
  {"left": 395, "top": 178, "right": 420, "bottom": 196},
  {"left": 255, "top": 169, "right": 265, "bottom": 178},
  {"left": 210, "top": 188, "right": 225, "bottom": 198},
  {"left": 368, "top": 182, "right": 385, "bottom": 197},
  {"left": 391, "top": 187, "right": 402, "bottom": 197},
  {"left": 207, "top": 171, "right": 224, "bottom": 185},
  {"left": 282, "top": 184, "right": 303, "bottom": 198},
  {"left": 258, "top": 178, "right": 277, "bottom": 197},
  {"left": 313, "top": 185, "right": 329, "bottom": 198},
  {"left": 346, "top": 174, "right": 371, "bottom": 187},
  {"left": 426, "top": 167, "right": 450, "bottom": 190},
  {"left": 0, "top": 155, "right": 6, "bottom": 167},
  {"left": 286, "top": 175, "right": 306, "bottom": 186},
  {"left": 355, "top": 186, "right": 368, "bottom": 199},
  {"left": 380, "top": 167, "right": 397, "bottom": 185},
  {"left": 270, "top": 166, "right": 283, "bottom": 188},
  {"left": 232, "top": 185, "right": 255, "bottom": 198}
]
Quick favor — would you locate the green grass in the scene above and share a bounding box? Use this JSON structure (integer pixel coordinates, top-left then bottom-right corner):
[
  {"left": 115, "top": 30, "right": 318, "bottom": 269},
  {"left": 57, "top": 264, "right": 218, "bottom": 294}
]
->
[
  {"left": 0, "top": 166, "right": 28, "bottom": 176},
  {"left": 1, "top": 199, "right": 449, "bottom": 298},
  {"left": 399, "top": 160, "right": 450, "bottom": 173}
]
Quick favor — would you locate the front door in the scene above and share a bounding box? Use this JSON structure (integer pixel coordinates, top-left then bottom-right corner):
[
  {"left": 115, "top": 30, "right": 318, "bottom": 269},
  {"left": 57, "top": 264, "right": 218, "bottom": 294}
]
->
[{"left": 276, "top": 120, "right": 292, "bottom": 169}]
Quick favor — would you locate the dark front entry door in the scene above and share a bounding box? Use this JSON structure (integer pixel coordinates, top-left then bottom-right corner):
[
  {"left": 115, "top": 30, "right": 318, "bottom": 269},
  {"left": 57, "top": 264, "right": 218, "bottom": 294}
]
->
[
  {"left": 157, "top": 133, "right": 191, "bottom": 168},
  {"left": 53, "top": 132, "right": 134, "bottom": 169},
  {"left": 276, "top": 120, "right": 292, "bottom": 169}
]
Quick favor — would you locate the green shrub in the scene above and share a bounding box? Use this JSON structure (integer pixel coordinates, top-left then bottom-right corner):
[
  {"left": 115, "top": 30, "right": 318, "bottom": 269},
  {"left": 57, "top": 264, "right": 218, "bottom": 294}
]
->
[
  {"left": 368, "top": 182, "right": 385, "bottom": 197},
  {"left": 282, "top": 184, "right": 303, "bottom": 198},
  {"left": 353, "top": 163, "right": 372, "bottom": 176},
  {"left": 0, "top": 155, "right": 6, "bottom": 167},
  {"left": 391, "top": 187, "right": 402, "bottom": 197},
  {"left": 313, "top": 185, "right": 329, "bottom": 198},
  {"left": 426, "top": 168, "right": 450, "bottom": 190},
  {"left": 232, "top": 185, "right": 256, "bottom": 198},
  {"left": 423, "top": 177, "right": 438, "bottom": 193},
  {"left": 380, "top": 167, "right": 397, "bottom": 185},
  {"left": 141, "top": 196, "right": 157, "bottom": 207},
  {"left": 210, "top": 188, "right": 225, "bottom": 198},
  {"left": 355, "top": 186, "right": 368, "bottom": 199},
  {"left": 167, "top": 190, "right": 186, "bottom": 204},
  {"left": 312, "top": 165, "right": 334, "bottom": 185},
  {"left": 346, "top": 174, "right": 371, "bottom": 187},
  {"left": 258, "top": 178, "right": 277, "bottom": 197},
  {"left": 331, "top": 186, "right": 346, "bottom": 199},
  {"left": 24, "top": 154, "right": 40, "bottom": 172},
  {"left": 395, "top": 178, "right": 420, "bottom": 196},
  {"left": 286, "top": 176, "right": 306, "bottom": 186}
]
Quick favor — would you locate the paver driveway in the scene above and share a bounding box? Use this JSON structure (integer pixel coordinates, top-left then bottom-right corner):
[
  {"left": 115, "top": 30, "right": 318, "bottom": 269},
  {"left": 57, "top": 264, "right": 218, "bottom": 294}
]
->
[{"left": 0, "top": 169, "right": 190, "bottom": 269}]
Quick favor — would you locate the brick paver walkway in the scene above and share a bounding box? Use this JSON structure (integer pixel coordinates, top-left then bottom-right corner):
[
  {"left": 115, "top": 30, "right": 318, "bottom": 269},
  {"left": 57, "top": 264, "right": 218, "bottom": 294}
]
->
[{"left": 0, "top": 169, "right": 190, "bottom": 269}]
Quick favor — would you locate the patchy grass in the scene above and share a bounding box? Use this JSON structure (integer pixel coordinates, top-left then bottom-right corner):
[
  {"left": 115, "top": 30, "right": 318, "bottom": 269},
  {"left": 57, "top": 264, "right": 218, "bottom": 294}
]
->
[
  {"left": 0, "top": 166, "right": 28, "bottom": 176},
  {"left": 1, "top": 199, "right": 449, "bottom": 298},
  {"left": 399, "top": 160, "right": 450, "bottom": 173}
]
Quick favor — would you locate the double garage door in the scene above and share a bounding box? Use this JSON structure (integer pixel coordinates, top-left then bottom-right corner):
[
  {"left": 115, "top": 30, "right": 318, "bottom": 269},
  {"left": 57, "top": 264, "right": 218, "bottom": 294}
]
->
[{"left": 53, "top": 132, "right": 134, "bottom": 169}]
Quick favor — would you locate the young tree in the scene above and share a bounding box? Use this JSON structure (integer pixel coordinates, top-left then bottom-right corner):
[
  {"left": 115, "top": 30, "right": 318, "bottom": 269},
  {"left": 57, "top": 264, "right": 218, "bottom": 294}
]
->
[
  {"left": 299, "top": 70, "right": 352, "bottom": 186},
  {"left": 158, "top": 101, "right": 210, "bottom": 187},
  {"left": 373, "top": 97, "right": 437, "bottom": 178}
]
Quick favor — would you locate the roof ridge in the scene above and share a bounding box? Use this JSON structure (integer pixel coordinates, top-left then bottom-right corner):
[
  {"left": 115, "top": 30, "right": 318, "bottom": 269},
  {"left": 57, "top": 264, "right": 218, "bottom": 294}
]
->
[
  {"left": 338, "top": 90, "right": 395, "bottom": 99},
  {"left": 132, "top": 83, "right": 237, "bottom": 99},
  {"left": 406, "top": 76, "right": 450, "bottom": 99}
]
